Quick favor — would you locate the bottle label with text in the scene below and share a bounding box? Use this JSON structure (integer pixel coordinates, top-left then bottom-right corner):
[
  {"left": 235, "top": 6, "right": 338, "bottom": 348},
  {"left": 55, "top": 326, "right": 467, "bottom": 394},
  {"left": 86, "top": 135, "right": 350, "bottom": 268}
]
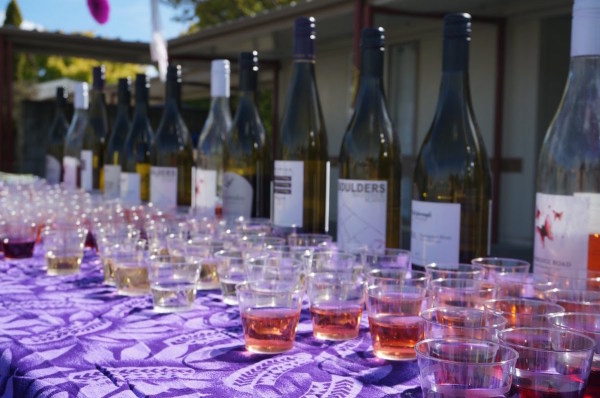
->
[
  {"left": 150, "top": 166, "right": 178, "bottom": 210},
  {"left": 533, "top": 192, "right": 598, "bottom": 278},
  {"left": 103, "top": 165, "right": 121, "bottom": 199},
  {"left": 63, "top": 156, "right": 79, "bottom": 189},
  {"left": 80, "top": 150, "right": 93, "bottom": 192},
  {"left": 410, "top": 200, "right": 461, "bottom": 267},
  {"left": 45, "top": 155, "right": 61, "bottom": 185},
  {"left": 223, "top": 172, "right": 254, "bottom": 218},
  {"left": 273, "top": 160, "right": 303, "bottom": 228},
  {"left": 194, "top": 168, "right": 217, "bottom": 212},
  {"left": 337, "top": 179, "right": 387, "bottom": 251},
  {"left": 120, "top": 172, "right": 141, "bottom": 206}
]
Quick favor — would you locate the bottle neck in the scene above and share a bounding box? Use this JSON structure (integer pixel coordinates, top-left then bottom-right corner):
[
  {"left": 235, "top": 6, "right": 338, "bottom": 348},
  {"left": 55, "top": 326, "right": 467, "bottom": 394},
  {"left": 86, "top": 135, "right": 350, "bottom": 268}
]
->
[
  {"left": 90, "top": 89, "right": 106, "bottom": 109},
  {"left": 563, "top": 56, "right": 600, "bottom": 97},
  {"left": 238, "top": 90, "right": 257, "bottom": 106},
  {"left": 134, "top": 97, "right": 149, "bottom": 116},
  {"left": 209, "top": 96, "right": 231, "bottom": 120},
  {"left": 291, "top": 60, "right": 316, "bottom": 83},
  {"left": 435, "top": 37, "right": 471, "bottom": 111},
  {"left": 360, "top": 47, "right": 384, "bottom": 78},
  {"left": 55, "top": 98, "right": 67, "bottom": 117},
  {"left": 166, "top": 79, "right": 181, "bottom": 110}
]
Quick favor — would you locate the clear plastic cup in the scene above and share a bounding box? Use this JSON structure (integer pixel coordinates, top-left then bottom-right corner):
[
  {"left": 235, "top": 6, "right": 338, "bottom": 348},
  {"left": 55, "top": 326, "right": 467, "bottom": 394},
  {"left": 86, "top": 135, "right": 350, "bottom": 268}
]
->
[
  {"left": 415, "top": 338, "right": 518, "bottom": 397},
  {"left": 215, "top": 250, "right": 248, "bottom": 305},
  {"left": 112, "top": 252, "right": 150, "bottom": 296},
  {"left": 544, "top": 289, "right": 600, "bottom": 312},
  {"left": 424, "top": 262, "right": 485, "bottom": 281},
  {"left": 548, "top": 312, "right": 600, "bottom": 397},
  {"left": 149, "top": 255, "right": 199, "bottom": 313},
  {"left": 429, "top": 278, "right": 496, "bottom": 309},
  {"left": 357, "top": 248, "right": 411, "bottom": 271},
  {"left": 306, "top": 271, "right": 365, "bottom": 341},
  {"left": 237, "top": 281, "right": 302, "bottom": 354},
  {"left": 42, "top": 224, "right": 87, "bottom": 275},
  {"left": 421, "top": 307, "right": 507, "bottom": 342},
  {"left": 366, "top": 277, "right": 427, "bottom": 360},
  {"left": 499, "top": 327, "right": 596, "bottom": 396},
  {"left": 484, "top": 298, "right": 565, "bottom": 327}
]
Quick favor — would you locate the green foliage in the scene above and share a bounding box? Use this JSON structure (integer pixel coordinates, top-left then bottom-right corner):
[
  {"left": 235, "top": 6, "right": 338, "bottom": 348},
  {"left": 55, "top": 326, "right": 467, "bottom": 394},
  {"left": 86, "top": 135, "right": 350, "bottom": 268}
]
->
[
  {"left": 4, "top": 0, "right": 23, "bottom": 27},
  {"left": 161, "top": 0, "right": 294, "bottom": 31}
]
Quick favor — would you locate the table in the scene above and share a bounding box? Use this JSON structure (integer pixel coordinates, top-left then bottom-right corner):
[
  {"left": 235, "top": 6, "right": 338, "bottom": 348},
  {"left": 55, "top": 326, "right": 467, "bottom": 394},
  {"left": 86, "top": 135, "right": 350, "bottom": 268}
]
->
[{"left": 0, "top": 249, "right": 422, "bottom": 397}]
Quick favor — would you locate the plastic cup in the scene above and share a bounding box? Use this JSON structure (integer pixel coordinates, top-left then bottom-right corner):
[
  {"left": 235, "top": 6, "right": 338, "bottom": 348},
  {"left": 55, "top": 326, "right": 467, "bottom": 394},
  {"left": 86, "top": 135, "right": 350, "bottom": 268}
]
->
[
  {"left": 306, "top": 271, "right": 365, "bottom": 341},
  {"left": 484, "top": 298, "right": 565, "bottom": 327},
  {"left": 149, "top": 255, "right": 199, "bottom": 313},
  {"left": 415, "top": 338, "right": 518, "bottom": 397},
  {"left": 421, "top": 307, "right": 507, "bottom": 341},
  {"left": 42, "top": 225, "right": 87, "bottom": 275},
  {"left": 366, "top": 277, "right": 427, "bottom": 360},
  {"left": 237, "top": 281, "right": 302, "bottom": 354},
  {"left": 499, "top": 327, "right": 595, "bottom": 397}
]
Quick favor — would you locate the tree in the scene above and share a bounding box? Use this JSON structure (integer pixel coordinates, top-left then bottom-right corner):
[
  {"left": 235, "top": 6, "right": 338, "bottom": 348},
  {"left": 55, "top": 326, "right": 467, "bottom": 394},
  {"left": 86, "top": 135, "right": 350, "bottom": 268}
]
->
[
  {"left": 4, "top": 0, "right": 23, "bottom": 27},
  {"left": 162, "top": 0, "right": 294, "bottom": 31}
]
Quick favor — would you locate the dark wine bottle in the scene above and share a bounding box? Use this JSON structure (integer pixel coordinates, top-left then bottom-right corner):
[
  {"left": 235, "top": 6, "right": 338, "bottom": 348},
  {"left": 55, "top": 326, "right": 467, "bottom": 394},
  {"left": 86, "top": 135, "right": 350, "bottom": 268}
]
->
[
  {"left": 412, "top": 14, "right": 492, "bottom": 267},
  {"left": 104, "top": 77, "right": 131, "bottom": 199},
  {"left": 151, "top": 65, "right": 194, "bottom": 209},
  {"left": 195, "top": 59, "right": 232, "bottom": 216},
  {"left": 63, "top": 82, "right": 89, "bottom": 190},
  {"left": 81, "top": 65, "right": 109, "bottom": 192},
  {"left": 338, "top": 27, "right": 402, "bottom": 251},
  {"left": 223, "top": 51, "right": 271, "bottom": 219},
  {"left": 274, "top": 17, "right": 329, "bottom": 234},
  {"left": 46, "top": 86, "right": 69, "bottom": 185},
  {"left": 122, "top": 74, "right": 154, "bottom": 205}
]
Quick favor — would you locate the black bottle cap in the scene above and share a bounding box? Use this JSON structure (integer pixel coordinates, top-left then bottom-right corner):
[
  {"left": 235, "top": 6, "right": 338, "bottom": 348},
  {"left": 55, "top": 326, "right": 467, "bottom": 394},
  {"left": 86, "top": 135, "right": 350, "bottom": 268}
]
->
[
  {"left": 118, "top": 77, "right": 130, "bottom": 92},
  {"left": 167, "top": 65, "right": 182, "bottom": 82},
  {"left": 361, "top": 27, "right": 385, "bottom": 48},
  {"left": 92, "top": 65, "right": 105, "bottom": 89},
  {"left": 134, "top": 74, "right": 149, "bottom": 101},
  {"left": 56, "top": 86, "right": 67, "bottom": 101},
  {"left": 443, "top": 13, "right": 471, "bottom": 39},
  {"left": 239, "top": 51, "right": 258, "bottom": 71},
  {"left": 293, "top": 16, "right": 316, "bottom": 60}
]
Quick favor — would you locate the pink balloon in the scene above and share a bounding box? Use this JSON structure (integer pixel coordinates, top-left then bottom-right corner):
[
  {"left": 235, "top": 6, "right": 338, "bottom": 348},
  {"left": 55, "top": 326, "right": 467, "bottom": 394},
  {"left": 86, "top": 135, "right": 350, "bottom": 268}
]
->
[{"left": 87, "top": 0, "right": 110, "bottom": 24}]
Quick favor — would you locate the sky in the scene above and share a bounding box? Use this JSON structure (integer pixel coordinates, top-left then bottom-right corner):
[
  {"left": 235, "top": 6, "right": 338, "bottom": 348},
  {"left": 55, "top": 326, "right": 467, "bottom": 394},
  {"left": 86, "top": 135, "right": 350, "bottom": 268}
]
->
[{"left": 0, "top": 0, "right": 194, "bottom": 42}]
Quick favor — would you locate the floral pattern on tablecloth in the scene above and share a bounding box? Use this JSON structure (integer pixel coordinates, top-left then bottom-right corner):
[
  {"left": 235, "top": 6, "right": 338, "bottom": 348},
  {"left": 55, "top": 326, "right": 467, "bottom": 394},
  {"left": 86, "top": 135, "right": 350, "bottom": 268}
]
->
[{"left": 0, "top": 250, "right": 421, "bottom": 397}]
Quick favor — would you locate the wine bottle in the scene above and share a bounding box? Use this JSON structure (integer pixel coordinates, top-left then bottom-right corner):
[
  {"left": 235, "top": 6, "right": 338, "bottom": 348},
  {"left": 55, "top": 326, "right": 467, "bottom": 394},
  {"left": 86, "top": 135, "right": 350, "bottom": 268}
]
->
[
  {"left": 337, "top": 27, "right": 402, "bottom": 251},
  {"left": 104, "top": 77, "right": 131, "bottom": 199},
  {"left": 411, "top": 14, "right": 492, "bottom": 268},
  {"left": 46, "top": 86, "right": 69, "bottom": 185},
  {"left": 63, "top": 82, "right": 89, "bottom": 190},
  {"left": 81, "top": 65, "right": 109, "bottom": 192},
  {"left": 274, "top": 17, "right": 329, "bottom": 234},
  {"left": 195, "top": 59, "right": 232, "bottom": 216},
  {"left": 122, "top": 74, "right": 154, "bottom": 205},
  {"left": 222, "top": 52, "right": 271, "bottom": 219},
  {"left": 151, "top": 65, "right": 194, "bottom": 210},
  {"left": 534, "top": 0, "right": 600, "bottom": 278}
]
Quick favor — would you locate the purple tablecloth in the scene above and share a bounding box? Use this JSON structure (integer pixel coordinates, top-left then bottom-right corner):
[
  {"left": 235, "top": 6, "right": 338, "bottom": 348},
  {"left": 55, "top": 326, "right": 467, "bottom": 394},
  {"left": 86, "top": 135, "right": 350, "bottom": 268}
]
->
[{"left": 0, "top": 249, "right": 421, "bottom": 397}]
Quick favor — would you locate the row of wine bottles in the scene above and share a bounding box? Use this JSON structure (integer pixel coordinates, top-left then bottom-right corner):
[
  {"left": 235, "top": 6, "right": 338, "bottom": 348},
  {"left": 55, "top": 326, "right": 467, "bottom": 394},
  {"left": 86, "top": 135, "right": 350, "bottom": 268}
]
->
[
  {"left": 45, "top": 0, "right": 600, "bottom": 278},
  {"left": 43, "top": 14, "right": 492, "bottom": 267}
]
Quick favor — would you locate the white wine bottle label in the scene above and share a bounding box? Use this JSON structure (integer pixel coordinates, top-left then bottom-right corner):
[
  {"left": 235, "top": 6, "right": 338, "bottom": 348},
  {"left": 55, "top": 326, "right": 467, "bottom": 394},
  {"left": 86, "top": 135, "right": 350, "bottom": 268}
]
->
[
  {"left": 533, "top": 193, "right": 592, "bottom": 278},
  {"left": 410, "top": 200, "right": 461, "bottom": 267},
  {"left": 103, "top": 165, "right": 121, "bottom": 199},
  {"left": 45, "top": 155, "right": 61, "bottom": 185},
  {"left": 120, "top": 172, "right": 141, "bottom": 206},
  {"left": 223, "top": 172, "right": 253, "bottom": 218},
  {"left": 150, "top": 166, "right": 178, "bottom": 210},
  {"left": 337, "top": 179, "right": 387, "bottom": 251},
  {"left": 80, "top": 150, "right": 93, "bottom": 192},
  {"left": 194, "top": 168, "right": 217, "bottom": 211},
  {"left": 273, "top": 160, "right": 303, "bottom": 228},
  {"left": 63, "top": 156, "right": 79, "bottom": 189}
]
